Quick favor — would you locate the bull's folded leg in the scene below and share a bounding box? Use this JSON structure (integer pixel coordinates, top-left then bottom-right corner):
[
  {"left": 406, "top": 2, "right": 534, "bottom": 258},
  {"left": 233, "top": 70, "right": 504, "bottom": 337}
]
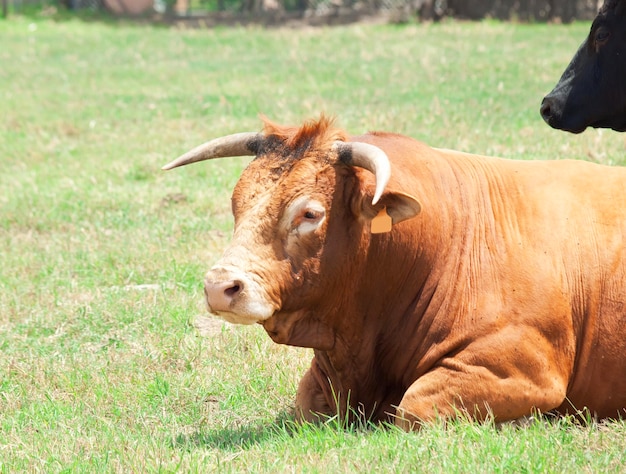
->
[
  {"left": 394, "top": 362, "right": 567, "bottom": 430},
  {"left": 294, "top": 362, "right": 335, "bottom": 423}
]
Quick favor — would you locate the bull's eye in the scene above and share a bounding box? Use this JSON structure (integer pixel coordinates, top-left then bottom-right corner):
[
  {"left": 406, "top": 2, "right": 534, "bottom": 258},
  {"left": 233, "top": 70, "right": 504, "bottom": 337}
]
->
[
  {"left": 594, "top": 27, "right": 610, "bottom": 48},
  {"left": 283, "top": 197, "right": 326, "bottom": 236},
  {"left": 297, "top": 208, "right": 325, "bottom": 231},
  {"left": 304, "top": 210, "right": 322, "bottom": 220},
  {"left": 295, "top": 206, "right": 325, "bottom": 234}
]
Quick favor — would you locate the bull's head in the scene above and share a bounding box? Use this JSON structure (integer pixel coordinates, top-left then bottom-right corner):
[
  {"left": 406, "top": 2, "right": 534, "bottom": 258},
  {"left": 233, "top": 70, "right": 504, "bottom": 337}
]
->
[
  {"left": 540, "top": 0, "right": 626, "bottom": 133},
  {"left": 162, "top": 117, "right": 421, "bottom": 348}
]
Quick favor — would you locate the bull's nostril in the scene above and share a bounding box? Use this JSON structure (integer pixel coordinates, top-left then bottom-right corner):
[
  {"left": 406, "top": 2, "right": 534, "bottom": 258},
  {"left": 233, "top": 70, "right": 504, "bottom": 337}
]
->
[
  {"left": 205, "top": 279, "right": 244, "bottom": 313},
  {"left": 225, "top": 283, "right": 241, "bottom": 298},
  {"left": 540, "top": 102, "right": 552, "bottom": 120}
]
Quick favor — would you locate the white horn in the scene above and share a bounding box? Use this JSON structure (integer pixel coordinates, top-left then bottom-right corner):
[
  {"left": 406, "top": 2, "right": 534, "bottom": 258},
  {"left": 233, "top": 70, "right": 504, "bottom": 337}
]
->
[
  {"left": 333, "top": 141, "right": 391, "bottom": 205},
  {"left": 162, "top": 132, "right": 262, "bottom": 170}
]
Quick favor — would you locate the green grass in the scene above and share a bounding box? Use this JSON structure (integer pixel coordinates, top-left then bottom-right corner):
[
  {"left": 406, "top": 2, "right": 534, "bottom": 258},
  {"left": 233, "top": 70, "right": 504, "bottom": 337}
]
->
[{"left": 2, "top": 15, "right": 626, "bottom": 472}]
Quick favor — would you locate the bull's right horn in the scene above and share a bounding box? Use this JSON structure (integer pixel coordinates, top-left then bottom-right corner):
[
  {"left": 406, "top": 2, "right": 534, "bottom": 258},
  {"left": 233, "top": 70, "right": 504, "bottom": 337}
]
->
[
  {"left": 162, "top": 132, "right": 263, "bottom": 170},
  {"left": 333, "top": 141, "right": 391, "bottom": 205}
]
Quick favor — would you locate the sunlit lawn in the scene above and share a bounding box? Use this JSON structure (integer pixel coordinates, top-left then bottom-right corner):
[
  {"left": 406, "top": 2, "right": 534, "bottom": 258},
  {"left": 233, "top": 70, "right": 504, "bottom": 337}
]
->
[{"left": 1, "top": 15, "right": 626, "bottom": 471}]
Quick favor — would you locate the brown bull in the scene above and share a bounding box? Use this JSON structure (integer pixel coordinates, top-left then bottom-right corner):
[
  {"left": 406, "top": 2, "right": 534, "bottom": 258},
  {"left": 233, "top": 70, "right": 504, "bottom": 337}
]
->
[{"left": 163, "top": 116, "right": 626, "bottom": 429}]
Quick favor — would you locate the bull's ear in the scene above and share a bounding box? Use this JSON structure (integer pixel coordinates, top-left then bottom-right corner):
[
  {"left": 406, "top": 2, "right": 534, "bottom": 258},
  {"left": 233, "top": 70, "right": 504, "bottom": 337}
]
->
[{"left": 360, "top": 191, "right": 421, "bottom": 233}]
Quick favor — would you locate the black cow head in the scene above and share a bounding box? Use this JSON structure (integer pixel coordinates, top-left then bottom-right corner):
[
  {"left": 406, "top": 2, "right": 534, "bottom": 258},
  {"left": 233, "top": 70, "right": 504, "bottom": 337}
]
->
[{"left": 540, "top": 0, "right": 626, "bottom": 133}]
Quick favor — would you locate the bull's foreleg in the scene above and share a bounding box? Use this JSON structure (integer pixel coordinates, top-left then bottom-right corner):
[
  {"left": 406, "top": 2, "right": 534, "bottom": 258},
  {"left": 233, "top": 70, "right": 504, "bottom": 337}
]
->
[
  {"left": 294, "top": 359, "right": 336, "bottom": 423},
  {"left": 394, "top": 348, "right": 569, "bottom": 430}
]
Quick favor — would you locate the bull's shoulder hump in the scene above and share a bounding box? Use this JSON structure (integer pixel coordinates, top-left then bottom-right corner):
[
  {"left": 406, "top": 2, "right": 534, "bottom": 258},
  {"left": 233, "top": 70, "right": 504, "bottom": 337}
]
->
[{"left": 351, "top": 131, "right": 431, "bottom": 150}]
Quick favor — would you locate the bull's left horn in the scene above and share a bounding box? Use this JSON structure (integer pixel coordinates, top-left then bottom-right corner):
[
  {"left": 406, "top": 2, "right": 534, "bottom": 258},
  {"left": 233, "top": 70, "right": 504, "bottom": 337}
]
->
[
  {"left": 162, "top": 132, "right": 263, "bottom": 170},
  {"left": 334, "top": 141, "right": 391, "bottom": 205}
]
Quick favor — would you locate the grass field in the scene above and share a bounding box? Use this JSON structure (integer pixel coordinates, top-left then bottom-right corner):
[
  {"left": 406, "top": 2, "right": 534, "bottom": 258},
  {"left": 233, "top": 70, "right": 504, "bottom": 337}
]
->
[{"left": 2, "top": 14, "right": 626, "bottom": 472}]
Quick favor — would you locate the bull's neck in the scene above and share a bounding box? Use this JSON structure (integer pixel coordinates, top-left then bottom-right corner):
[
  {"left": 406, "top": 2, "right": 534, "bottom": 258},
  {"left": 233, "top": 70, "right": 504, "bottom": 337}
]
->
[
  {"left": 310, "top": 216, "right": 440, "bottom": 418},
  {"left": 315, "top": 153, "right": 494, "bottom": 416},
  {"left": 333, "top": 154, "right": 471, "bottom": 341}
]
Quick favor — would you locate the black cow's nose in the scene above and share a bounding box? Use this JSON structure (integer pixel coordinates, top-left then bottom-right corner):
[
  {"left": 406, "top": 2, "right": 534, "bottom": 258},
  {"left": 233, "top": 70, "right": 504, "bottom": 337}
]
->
[{"left": 540, "top": 98, "right": 553, "bottom": 123}]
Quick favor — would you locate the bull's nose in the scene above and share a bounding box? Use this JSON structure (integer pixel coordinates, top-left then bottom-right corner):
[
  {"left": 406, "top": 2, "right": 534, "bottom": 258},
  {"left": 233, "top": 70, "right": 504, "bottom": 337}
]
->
[
  {"left": 204, "top": 278, "right": 244, "bottom": 313},
  {"left": 540, "top": 98, "right": 553, "bottom": 123}
]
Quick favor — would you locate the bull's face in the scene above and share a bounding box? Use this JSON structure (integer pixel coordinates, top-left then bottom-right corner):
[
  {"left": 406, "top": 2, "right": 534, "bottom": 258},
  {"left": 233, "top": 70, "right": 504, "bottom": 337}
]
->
[
  {"left": 204, "top": 155, "right": 336, "bottom": 326},
  {"left": 162, "top": 118, "right": 421, "bottom": 347},
  {"left": 540, "top": 0, "right": 626, "bottom": 133}
]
